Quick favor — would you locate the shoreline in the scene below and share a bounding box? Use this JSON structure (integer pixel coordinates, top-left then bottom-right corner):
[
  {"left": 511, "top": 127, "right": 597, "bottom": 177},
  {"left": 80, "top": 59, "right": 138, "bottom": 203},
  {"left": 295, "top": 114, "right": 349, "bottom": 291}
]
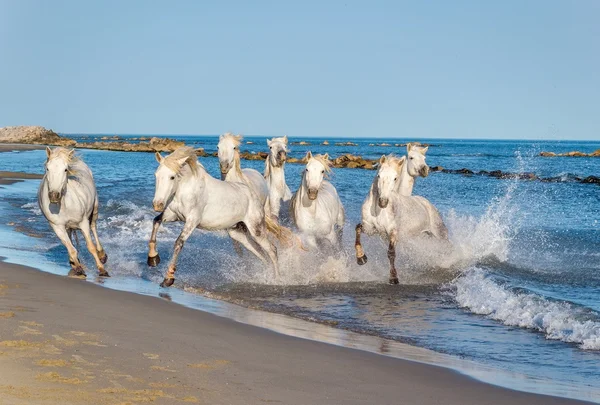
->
[
  {"left": 0, "top": 258, "right": 594, "bottom": 405},
  {"left": 0, "top": 154, "right": 598, "bottom": 403}
]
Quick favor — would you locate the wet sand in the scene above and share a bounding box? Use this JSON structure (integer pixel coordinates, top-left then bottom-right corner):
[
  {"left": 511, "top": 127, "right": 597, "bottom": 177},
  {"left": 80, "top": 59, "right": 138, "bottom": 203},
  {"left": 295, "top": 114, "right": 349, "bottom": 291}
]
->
[
  {"left": 0, "top": 260, "right": 592, "bottom": 405},
  {"left": 0, "top": 171, "right": 43, "bottom": 186},
  {"left": 0, "top": 143, "right": 44, "bottom": 153}
]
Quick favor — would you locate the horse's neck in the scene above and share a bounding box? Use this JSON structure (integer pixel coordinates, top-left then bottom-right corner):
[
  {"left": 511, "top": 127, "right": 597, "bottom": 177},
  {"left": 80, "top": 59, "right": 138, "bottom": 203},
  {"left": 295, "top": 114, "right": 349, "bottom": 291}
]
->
[
  {"left": 225, "top": 154, "right": 245, "bottom": 183},
  {"left": 397, "top": 161, "right": 414, "bottom": 196},
  {"left": 174, "top": 168, "right": 204, "bottom": 205},
  {"left": 67, "top": 161, "right": 93, "bottom": 186},
  {"left": 296, "top": 175, "right": 317, "bottom": 213},
  {"left": 266, "top": 161, "right": 287, "bottom": 194}
]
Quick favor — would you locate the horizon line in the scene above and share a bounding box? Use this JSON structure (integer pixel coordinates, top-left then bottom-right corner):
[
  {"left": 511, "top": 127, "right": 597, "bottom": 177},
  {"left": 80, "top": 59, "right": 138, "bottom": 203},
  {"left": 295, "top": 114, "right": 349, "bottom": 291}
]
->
[{"left": 58, "top": 132, "right": 599, "bottom": 143}]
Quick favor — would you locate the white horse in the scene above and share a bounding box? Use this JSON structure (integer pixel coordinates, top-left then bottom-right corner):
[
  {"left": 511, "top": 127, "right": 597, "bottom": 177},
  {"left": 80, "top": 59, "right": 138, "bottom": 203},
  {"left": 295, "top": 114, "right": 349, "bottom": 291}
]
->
[
  {"left": 354, "top": 155, "right": 447, "bottom": 284},
  {"left": 147, "top": 147, "right": 280, "bottom": 287},
  {"left": 264, "top": 135, "right": 292, "bottom": 222},
  {"left": 38, "top": 147, "right": 109, "bottom": 277},
  {"left": 218, "top": 133, "right": 270, "bottom": 212},
  {"left": 290, "top": 152, "right": 345, "bottom": 250},
  {"left": 398, "top": 143, "right": 429, "bottom": 196}
]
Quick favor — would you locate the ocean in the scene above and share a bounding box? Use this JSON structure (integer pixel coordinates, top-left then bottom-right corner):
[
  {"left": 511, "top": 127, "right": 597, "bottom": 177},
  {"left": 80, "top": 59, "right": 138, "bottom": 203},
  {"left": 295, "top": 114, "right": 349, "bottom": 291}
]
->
[{"left": 0, "top": 135, "right": 599, "bottom": 401}]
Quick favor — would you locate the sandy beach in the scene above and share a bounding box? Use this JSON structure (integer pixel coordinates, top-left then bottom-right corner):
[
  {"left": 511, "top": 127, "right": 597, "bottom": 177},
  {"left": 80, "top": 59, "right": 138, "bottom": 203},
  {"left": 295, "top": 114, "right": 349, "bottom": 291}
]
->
[{"left": 0, "top": 259, "right": 592, "bottom": 405}]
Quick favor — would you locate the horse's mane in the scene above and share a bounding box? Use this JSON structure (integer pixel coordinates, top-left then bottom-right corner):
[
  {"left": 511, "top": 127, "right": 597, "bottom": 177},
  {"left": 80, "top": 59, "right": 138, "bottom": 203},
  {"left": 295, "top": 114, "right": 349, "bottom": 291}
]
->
[
  {"left": 163, "top": 147, "right": 202, "bottom": 175},
  {"left": 380, "top": 154, "right": 405, "bottom": 173},
  {"left": 308, "top": 154, "right": 332, "bottom": 176},
  {"left": 48, "top": 147, "right": 86, "bottom": 177}
]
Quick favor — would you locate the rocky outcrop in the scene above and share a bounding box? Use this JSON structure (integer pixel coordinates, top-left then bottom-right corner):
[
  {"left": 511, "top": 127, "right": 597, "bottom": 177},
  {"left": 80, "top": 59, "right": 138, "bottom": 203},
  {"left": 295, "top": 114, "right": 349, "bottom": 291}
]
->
[
  {"left": 76, "top": 137, "right": 186, "bottom": 153},
  {"left": 0, "top": 126, "right": 76, "bottom": 147},
  {"left": 291, "top": 141, "right": 311, "bottom": 146},
  {"left": 334, "top": 142, "right": 358, "bottom": 146},
  {"left": 540, "top": 150, "right": 600, "bottom": 157}
]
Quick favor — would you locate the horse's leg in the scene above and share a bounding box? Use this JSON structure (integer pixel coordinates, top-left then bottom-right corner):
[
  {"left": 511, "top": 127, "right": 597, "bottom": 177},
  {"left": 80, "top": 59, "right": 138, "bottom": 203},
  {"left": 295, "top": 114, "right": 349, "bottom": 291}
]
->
[
  {"left": 231, "top": 239, "right": 244, "bottom": 257},
  {"left": 355, "top": 223, "right": 368, "bottom": 265},
  {"left": 160, "top": 220, "right": 196, "bottom": 287},
  {"left": 388, "top": 231, "right": 399, "bottom": 284},
  {"left": 247, "top": 223, "right": 280, "bottom": 279},
  {"left": 52, "top": 224, "right": 85, "bottom": 277},
  {"left": 147, "top": 213, "right": 164, "bottom": 266},
  {"left": 79, "top": 220, "right": 109, "bottom": 277},
  {"left": 90, "top": 201, "right": 107, "bottom": 264},
  {"left": 228, "top": 224, "right": 268, "bottom": 264}
]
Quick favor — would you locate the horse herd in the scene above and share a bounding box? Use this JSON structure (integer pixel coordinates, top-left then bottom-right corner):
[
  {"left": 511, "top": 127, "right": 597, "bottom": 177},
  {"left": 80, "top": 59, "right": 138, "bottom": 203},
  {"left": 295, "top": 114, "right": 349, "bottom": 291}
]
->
[{"left": 38, "top": 134, "right": 447, "bottom": 286}]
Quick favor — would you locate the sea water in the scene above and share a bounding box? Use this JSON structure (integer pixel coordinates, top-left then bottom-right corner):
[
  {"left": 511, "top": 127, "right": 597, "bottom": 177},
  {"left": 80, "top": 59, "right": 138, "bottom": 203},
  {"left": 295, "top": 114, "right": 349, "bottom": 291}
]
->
[{"left": 0, "top": 135, "right": 598, "bottom": 400}]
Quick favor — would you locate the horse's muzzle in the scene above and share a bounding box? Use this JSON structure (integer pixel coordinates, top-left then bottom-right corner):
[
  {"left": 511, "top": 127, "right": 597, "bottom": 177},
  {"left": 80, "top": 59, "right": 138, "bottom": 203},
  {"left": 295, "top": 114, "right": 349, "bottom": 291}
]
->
[
  {"left": 220, "top": 163, "right": 230, "bottom": 174},
  {"left": 48, "top": 191, "right": 62, "bottom": 204},
  {"left": 276, "top": 151, "right": 287, "bottom": 166},
  {"left": 308, "top": 189, "right": 318, "bottom": 200},
  {"left": 378, "top": 197, "right": 389, "bottom": 208},
  {"left": 153, "top": 201, "right": 165, "bottom": 212},
  {"left": 420, "top": 166, "right": 429, "bottom": 177}
]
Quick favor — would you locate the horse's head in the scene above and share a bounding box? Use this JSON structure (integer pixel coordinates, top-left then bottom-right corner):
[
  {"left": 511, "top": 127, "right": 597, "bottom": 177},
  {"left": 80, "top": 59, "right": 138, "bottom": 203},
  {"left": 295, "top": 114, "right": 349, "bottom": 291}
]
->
[
  {"left": 303, "top": 151, "right": 331, "bottom": 200},
  {"left": 153, "top": 147, "right": 198, "bottom": 212},
  {"left": 267, "top": 135, "right": 288, "bottom": 167},
  {"left": 406, "top": 143, "right": 429, "bottom": 178},
  {"left": 44, "top": 147, "right": 73, "bottom": 204},
  {"left": 217, "top": 133, "right": 242, "bottom": 175},
  {"left": 375, "top": 155, "right": 405, "bottom": 208}
]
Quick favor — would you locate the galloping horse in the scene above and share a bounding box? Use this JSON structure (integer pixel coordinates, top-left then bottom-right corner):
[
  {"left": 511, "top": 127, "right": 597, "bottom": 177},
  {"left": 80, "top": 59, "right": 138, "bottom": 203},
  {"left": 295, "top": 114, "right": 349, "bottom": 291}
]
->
[
  {"left": 290, "top": 152, "right": 345, "bottom": 251},
  {"left": 147, "top": 147, "right": 280, "bottom": 287},
  {"left": 398, "top": 143, "right": 429, "bottom": 196},
  {"left": 218, "top": 133, "right": 270, "bottom": 211},
  {"left": 264, "top": 136, "right": 292, "bottom": 222},
  {"left": 38, "top": 147, "right": 109, "bottom": 277},
  {"left": 354, "top": 155, "right": 447, "bottom": 284}
]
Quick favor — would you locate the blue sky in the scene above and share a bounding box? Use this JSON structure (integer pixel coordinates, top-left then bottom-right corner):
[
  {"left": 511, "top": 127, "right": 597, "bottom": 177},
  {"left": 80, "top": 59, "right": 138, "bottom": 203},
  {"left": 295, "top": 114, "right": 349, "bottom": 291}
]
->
[{"left": 0, "top": 1, "right": 598, "bottom": 140}]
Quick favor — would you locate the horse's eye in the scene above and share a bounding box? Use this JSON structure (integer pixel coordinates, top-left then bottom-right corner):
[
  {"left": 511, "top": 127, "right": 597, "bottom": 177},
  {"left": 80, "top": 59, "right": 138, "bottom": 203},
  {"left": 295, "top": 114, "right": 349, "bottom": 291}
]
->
[
  {"left": 269, "top": 146, "right": 272, "bottom": 149},
  {"left": 410, "top": 157, "right": 413, "bottom": 160},
  {"left": 170, "top": 176, "right": 175, "bottom": 180},
  {"left": 394, "top": 177, "right": 397, "bottom": 181},
  {"left": 64, "top": 169, "right": 68, "bottom": 172},
  {"left": 305, "top": 168, "right": 309, "bottom": 172},
  {"left": 321, "top": 170, "right": 324, "bottom": 174}
]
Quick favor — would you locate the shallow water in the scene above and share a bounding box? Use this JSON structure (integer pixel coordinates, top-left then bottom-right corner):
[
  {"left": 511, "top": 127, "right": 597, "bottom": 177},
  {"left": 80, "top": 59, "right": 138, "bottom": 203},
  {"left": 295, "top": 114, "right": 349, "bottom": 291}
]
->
[{"left": 0, "top": 136, "right": 599, "bottom": 401}]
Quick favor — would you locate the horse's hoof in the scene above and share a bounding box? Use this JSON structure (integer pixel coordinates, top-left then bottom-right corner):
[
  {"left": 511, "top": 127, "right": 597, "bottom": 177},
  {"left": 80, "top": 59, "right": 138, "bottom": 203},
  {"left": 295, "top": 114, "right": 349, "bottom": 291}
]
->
[
  {"left": 160, "top": 278, "right": 175, "bottom": 288},
  {"left": 147, "top": 254, "right": 161, "bottom": 267},
  {"left": 389, "top": 277, "right": 399, "bottom": 285},
  {"left": 356, "top": 255, "right": 368, "bottom": 265},
  {"left": 68, "top": 266, "right": 86, "bottom": 277},
  {"left": 98, "top": 270, "right": 110, "bottom": 277},
  {"left": 99, "top": 251, "right": 108, "bottom": 264}
]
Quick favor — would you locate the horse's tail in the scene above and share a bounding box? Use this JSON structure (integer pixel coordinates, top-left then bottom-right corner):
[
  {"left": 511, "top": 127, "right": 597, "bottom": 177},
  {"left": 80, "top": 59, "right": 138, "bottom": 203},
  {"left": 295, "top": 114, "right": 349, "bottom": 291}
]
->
[{"left": 265, "top": 215, "right": 293, "bottom": 246}]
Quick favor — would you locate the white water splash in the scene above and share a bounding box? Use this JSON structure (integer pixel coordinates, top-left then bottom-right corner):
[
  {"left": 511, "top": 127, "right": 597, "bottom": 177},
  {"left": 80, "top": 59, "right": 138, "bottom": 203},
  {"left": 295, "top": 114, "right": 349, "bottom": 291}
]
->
[{"left": 454, "top": 268, "right": 600, "bottom": 350}]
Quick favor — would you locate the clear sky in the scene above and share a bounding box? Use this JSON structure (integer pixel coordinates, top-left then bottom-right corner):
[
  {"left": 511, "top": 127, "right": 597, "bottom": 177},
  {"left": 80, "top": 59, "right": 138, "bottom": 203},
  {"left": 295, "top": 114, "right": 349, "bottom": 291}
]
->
[{"left": 0, "top": 0, "right": 598, "bottom": 140}]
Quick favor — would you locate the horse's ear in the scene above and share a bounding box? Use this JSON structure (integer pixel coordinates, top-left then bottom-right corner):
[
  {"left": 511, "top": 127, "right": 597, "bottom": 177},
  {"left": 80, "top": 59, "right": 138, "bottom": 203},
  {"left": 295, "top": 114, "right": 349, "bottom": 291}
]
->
[
  {"left": 68, "top": 149, "right": 75, "bottom": 159},
  {"left": 45, "top": 146, "right": 52, "bottom": 159},
  {"left": 305, "top": 151, "right": 313, "bottom": 160},
  {"left": 379, "top": 155, "right": 386, "bottom": 165},
  {"left": 283, "top": 135, "right": 288, "bottom": 145},
  {"left": 406, "top": 143, "right": 413, "bottom": 153},
  {"left": 267, "top": 138, "right": 273, "bottom": 147},
  {"left": 419, "top": 146, "right": 428, "bottom": 155},
  {"left": 155, "top": 152, "right": 163, "bottom": 164},
  {"left": 323, "top": 153, "right": 329, "bottom": 160},
  {"left": 397, "top": 156, "right": 406, "bottom": 168},
  {"left": 235, "top": 134, "right": 243, "bottom": 142},
  {"left": 177, "top": 156, "right": 189, "bottom": 167}
]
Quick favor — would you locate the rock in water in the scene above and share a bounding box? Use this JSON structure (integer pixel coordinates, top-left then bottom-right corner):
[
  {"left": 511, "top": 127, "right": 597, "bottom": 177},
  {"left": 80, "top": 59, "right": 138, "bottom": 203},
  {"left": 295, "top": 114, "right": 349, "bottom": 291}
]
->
[{"left": 0, "top": 126, "right": 76, "bottom": 147}]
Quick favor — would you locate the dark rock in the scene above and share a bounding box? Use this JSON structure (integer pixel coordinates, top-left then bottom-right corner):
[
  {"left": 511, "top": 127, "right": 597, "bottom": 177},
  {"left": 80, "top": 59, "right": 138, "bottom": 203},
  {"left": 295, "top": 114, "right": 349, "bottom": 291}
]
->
[{"left": 582, "top": 176, "right": 600, "bottom": 184}]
